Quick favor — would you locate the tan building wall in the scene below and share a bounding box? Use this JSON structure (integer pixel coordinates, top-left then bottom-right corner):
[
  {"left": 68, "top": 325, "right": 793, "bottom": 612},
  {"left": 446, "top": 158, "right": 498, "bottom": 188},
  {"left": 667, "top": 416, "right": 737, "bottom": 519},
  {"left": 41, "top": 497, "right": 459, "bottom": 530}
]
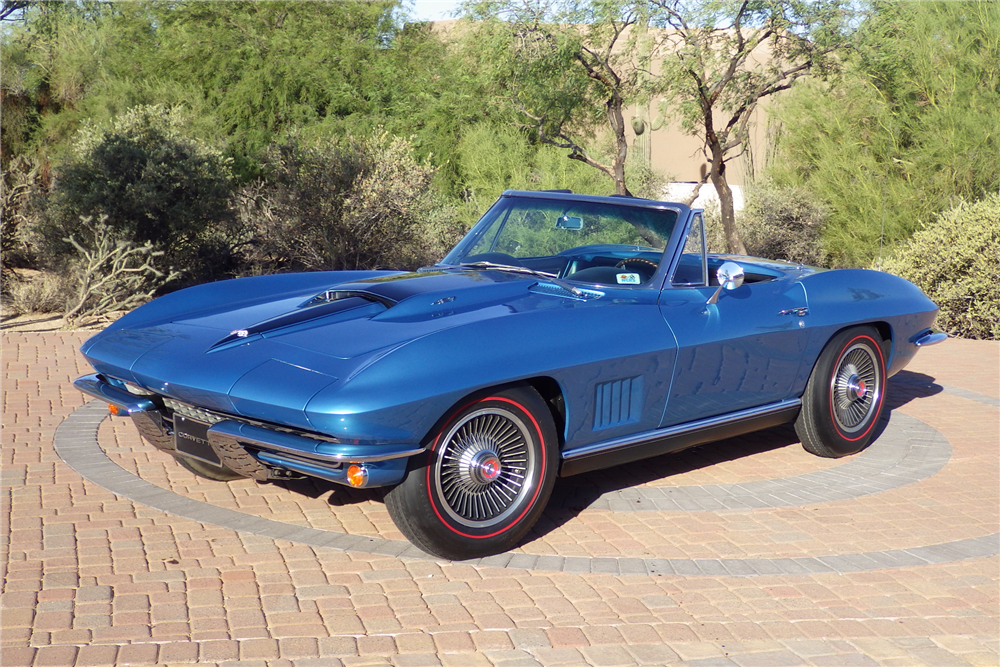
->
[
  {"left": 627, "top": 98, "right": 772, "bottom": 189},
  {"left": 431, "top": 19, "right": 776, "bottom": 193}
]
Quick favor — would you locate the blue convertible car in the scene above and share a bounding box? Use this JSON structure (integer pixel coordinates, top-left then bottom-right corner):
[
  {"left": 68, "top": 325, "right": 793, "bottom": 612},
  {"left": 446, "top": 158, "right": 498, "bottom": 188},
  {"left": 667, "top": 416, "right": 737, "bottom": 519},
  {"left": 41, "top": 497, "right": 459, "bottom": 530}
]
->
[{"left": 75, "top": 190, "right": 945, "bottom": 559}]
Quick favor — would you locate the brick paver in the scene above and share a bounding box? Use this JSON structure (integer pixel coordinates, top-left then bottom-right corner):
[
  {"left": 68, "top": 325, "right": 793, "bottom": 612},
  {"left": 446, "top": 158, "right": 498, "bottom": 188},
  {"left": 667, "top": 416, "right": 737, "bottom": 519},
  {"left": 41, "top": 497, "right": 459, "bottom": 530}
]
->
[{"left": 1, "top": 331, "right": 998, "bottom": 666}]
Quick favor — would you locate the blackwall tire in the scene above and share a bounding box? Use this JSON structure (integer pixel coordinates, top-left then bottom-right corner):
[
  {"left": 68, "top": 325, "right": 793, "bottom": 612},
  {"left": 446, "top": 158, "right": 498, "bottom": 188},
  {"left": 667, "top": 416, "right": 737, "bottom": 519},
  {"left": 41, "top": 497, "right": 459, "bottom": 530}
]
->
[
  {"left": 796, "top": 326, "right": 887, "bottom": 458},
  {"left": 384, "top": 385, "right": 557, "bottom": 560}
]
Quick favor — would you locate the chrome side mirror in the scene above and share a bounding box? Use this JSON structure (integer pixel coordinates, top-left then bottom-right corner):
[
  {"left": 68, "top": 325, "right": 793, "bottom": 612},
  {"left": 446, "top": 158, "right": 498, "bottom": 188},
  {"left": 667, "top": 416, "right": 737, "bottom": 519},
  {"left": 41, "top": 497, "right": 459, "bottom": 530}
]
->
[{"left": 707, "top": 261, "right": 745, "bottom": 305}]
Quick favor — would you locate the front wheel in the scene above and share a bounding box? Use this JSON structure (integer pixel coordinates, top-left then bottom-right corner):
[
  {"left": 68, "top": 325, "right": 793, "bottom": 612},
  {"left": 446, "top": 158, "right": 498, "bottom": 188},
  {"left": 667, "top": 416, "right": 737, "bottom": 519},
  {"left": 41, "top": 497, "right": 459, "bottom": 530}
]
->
[
  {"left": 384, "top": 386, "right": 557, "bottom": 560},
  {"left": 796, "top": 326, "right": 887, "bottom": 458}
]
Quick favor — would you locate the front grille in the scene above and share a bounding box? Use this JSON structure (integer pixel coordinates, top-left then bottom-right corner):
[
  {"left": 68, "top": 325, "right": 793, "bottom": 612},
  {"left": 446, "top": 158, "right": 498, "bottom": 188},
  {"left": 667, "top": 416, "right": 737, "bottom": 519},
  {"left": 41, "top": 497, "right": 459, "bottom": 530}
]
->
[
  {"left": 163, "top": 398, "right": 227, "bottom": 425},
  {"left": 159, "top": 397, "right": 340, "bottom": 444}
]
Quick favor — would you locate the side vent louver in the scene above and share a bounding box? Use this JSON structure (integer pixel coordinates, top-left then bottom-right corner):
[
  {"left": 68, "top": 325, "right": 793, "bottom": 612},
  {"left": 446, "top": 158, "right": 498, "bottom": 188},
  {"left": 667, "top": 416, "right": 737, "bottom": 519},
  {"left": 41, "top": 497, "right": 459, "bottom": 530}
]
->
[{"left": 593, "top": 376, "right": 644, "bottom": 430}]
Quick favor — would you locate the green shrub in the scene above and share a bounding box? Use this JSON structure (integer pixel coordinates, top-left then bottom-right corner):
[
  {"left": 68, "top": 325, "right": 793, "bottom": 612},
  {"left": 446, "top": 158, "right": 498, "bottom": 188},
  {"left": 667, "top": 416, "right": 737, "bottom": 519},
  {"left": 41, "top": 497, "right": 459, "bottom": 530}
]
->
[
  {"left": 237, "top": 132, "right": 459, "bottom": 274},
  {"left": 40, "top": 105, "right": 236, "bottom": 284},
  {"left": 738, "top": 181, "right": 827, "bottom": 267},
  {"left": 454, "top": 123, "right": 614, "bottom": 225},
  {"left": 881, "top": 194, "right": 1000, "bottom": 340}
]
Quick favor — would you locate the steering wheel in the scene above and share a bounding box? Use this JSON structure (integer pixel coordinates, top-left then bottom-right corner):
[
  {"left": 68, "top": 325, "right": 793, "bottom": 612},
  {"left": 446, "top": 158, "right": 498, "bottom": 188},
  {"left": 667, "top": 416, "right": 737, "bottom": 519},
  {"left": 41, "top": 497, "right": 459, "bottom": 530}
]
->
[{"left": 615, "top": 257, "right": 658, "bottom": 281}]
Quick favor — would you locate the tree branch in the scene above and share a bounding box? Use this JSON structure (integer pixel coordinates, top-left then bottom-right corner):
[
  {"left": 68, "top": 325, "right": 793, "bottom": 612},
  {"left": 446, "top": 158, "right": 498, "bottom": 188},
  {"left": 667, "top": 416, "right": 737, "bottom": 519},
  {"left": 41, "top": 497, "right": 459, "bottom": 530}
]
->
[{"left": 516, "top": 106, "right": 615, "bottom": 179}]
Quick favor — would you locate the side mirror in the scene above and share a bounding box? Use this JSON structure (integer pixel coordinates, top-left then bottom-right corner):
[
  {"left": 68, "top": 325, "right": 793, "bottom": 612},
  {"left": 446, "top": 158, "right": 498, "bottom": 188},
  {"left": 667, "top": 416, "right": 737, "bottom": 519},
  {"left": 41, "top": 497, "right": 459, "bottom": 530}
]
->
[
  {"left": 556, "top": 215, "right": 583, "bottom": 230},
  {"left": 707, "top": 261, "right": 744, "bottom": 305}
]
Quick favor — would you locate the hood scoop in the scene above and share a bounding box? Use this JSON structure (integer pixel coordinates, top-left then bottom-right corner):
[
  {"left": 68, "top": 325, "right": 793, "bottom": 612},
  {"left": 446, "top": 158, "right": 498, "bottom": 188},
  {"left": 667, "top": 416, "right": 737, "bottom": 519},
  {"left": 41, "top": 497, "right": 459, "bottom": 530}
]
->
[{"left": 208, "top": 290, "right": 395, "bottom": 353}]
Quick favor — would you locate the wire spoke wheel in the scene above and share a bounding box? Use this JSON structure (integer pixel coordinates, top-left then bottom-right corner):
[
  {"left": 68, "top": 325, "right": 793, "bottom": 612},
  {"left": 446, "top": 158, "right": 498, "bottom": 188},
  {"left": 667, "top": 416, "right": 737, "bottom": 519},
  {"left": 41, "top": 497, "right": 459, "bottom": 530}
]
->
[
  {"left": 434, "top": 408, "right": 533, "bottom": 528},
  {"left": 384, "top": 386, "right": 557, "bottom": 560},
  {"left": 796, "top": 327, "right": 887, "bottom": 459},
  {"left": 831, "top": 344, "right": 881, "bottom": 433}
]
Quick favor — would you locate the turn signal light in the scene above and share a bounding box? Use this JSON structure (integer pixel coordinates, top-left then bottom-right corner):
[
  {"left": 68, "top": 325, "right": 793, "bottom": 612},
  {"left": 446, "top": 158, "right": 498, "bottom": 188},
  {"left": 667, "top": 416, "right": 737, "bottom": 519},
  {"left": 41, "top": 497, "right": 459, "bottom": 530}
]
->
[
  {"left": 346, "top": 464, "right": 368, "bottom": 488},
  {"left": 108, "top": 403, "right": 122, "bottom": 416}
]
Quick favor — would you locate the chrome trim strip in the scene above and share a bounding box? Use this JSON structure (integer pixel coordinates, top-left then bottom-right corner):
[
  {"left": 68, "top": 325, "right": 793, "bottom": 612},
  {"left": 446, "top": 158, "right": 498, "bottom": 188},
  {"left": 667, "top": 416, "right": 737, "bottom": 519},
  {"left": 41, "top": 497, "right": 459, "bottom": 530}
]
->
[
  {"left": 912, "top": 329, "right": 948, "bottom": 348},
  {"left": 562, "top": 399, "right": 802, "bottom": 462},
  {"left": 73, "top": 374, "right": 156, "bottom": 415},
  {"left": 207, "top": 420, "right": 424, "bottom": 463}
]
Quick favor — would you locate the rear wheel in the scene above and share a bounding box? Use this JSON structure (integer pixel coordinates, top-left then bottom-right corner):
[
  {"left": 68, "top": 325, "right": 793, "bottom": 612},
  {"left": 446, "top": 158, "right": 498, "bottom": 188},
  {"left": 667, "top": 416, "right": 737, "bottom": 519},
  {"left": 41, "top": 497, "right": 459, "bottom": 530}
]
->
[
  {"left": 385, "top": 386, "right": 557, "bottom": 560},
  {"left": 796, "top": 326, "right": 887, "bottom": 458}
]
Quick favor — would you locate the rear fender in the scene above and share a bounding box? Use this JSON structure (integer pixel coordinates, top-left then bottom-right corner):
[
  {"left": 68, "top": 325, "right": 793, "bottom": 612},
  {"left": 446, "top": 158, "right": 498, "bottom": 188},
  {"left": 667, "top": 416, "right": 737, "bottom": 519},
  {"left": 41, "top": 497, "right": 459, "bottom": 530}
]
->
[{"left": 796, "top": 269, "right": 939, "bottom": 386}]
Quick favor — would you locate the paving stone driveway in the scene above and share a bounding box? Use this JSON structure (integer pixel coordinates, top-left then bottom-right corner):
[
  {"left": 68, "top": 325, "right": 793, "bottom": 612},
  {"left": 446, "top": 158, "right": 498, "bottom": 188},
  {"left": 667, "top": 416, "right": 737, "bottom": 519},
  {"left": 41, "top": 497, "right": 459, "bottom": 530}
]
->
[{"left": 2, "top": 331, "right": 998, "bottom": 666}]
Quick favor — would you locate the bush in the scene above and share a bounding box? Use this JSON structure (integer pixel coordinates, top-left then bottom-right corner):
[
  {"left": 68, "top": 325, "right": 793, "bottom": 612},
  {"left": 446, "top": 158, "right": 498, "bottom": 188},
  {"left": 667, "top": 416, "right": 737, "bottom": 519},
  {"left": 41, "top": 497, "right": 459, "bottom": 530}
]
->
[
  {"left": 454, "top": 123, "right": 614, "bottom": 225},
  {"left": 40, "top": 105, "right": 236, "bottom": 284},
  {"left": 237, "top": 132, "right": 460, "bottom": 274},
  {"left": 881, "top": 194, "right": 1000, "bottom": 340},
  {"left": 738, "top": 181, "right": 827, "bottom": 266},
  {"left": 61, "top": 216, "right": 181, "bottom": 327},
  {"left": 2, "top": 271, "right": 72, "bottom": 316},
  {"left": 1, "top": 156, "right": 46, "bottom": 272}
]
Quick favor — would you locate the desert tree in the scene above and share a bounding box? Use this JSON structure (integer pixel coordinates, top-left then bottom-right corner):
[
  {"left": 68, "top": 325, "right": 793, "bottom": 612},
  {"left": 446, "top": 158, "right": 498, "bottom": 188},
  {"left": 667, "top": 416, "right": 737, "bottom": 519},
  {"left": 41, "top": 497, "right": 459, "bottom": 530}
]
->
[
  {"left": 462, "top": 0, "right": 656, "bottom": 196},
  {"left": 648, "top": 0, "right": 853, "bottom": 254},
  {"left": 771, "top": 0, "right": 1000, "bottom": 267}
]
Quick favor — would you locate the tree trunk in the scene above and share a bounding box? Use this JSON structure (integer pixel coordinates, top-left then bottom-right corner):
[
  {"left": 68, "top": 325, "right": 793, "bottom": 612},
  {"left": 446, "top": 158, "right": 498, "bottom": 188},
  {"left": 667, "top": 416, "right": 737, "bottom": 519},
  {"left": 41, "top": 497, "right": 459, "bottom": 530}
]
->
[
  {"left": 607, "top": 96, "right": 632, "bottom": 196},
  {"left": 707, "top": 138, "right": 746, "bottom": 255}
]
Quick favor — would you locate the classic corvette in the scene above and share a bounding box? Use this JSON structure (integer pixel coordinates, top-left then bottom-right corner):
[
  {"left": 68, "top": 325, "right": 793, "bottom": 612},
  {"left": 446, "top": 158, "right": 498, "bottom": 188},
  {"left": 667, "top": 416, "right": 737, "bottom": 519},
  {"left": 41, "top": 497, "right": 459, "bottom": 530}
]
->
[{"left": 74, "top": 190, "right": 946, "bottom": 559}]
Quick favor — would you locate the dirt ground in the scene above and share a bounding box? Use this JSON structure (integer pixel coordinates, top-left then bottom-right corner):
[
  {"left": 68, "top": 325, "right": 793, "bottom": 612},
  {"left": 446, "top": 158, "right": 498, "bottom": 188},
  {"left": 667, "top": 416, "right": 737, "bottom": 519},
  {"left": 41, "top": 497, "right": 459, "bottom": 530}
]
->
[{"left": 0, "top": 308, "right": 113, "bottom": 334}]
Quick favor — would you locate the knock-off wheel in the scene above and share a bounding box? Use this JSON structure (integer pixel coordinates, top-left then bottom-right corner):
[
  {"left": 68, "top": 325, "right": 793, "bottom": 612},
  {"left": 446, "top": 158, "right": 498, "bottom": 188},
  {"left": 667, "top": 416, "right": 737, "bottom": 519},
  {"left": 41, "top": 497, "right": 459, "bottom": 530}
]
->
[
  {"left": 796, "top": 326, "right": 887, "bottom": 458},
  {"left": 384, "top": 386, "right": 557, "bottom": 560}
]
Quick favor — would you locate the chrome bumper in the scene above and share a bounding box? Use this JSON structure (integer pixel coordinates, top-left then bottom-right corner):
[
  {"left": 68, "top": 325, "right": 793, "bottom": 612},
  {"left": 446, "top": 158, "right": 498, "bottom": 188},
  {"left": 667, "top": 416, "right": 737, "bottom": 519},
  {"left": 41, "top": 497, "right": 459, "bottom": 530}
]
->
[
  {"left": 73, "top": 374, "right": 157, "bottom": 415},
  {"left": 911, "top": 328, "right": 948, "bottom": 348},
  {"left": 206, "top": 420, "right": 423, "bottom": 464},
  {"left": 72, "top": 373, "right": 419, "bottom": 487}
]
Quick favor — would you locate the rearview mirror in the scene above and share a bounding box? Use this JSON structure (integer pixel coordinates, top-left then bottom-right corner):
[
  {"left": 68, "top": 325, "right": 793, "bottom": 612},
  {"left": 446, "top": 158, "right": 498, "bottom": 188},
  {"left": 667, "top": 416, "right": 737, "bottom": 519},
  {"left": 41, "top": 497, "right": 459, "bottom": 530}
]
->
[
  {"left": 707, "top": 261, "right": 744, "bottom": 305},
  {"left": 556, "top": 215, "right": 583, "bottom": 230}
]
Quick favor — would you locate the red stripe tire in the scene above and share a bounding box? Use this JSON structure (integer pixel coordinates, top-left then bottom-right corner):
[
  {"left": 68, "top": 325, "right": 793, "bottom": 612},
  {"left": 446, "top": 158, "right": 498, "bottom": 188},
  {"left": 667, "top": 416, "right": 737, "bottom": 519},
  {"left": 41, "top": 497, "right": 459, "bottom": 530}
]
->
[
  {"left": 795, "top": 326, "right": 887, "bottom": 458},
  {"left": 385, "top": 385, "right": 558, "bottom": 560}
]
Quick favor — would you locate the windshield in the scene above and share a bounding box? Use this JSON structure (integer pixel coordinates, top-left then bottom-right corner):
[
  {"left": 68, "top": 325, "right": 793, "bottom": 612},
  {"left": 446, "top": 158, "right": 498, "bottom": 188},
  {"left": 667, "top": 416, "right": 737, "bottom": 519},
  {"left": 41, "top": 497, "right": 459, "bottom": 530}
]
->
[{"left": 442, "top": 195, "right": 680, "bottom": 287}]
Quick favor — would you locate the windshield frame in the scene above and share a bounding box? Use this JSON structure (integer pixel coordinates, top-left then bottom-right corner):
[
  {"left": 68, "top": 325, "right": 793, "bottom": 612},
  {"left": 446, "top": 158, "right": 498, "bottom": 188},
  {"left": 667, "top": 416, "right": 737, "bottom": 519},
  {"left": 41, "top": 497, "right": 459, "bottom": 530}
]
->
[{"left": 442, "top": 191, "right": 692, "bottom": 290}]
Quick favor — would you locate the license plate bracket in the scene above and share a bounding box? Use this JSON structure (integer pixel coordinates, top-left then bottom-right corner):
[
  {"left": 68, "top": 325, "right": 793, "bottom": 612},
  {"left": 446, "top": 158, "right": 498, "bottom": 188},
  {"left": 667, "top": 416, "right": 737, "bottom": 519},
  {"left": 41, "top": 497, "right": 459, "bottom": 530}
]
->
[{"left": 174, "top": 415, "right": 221, "bottom": 466}]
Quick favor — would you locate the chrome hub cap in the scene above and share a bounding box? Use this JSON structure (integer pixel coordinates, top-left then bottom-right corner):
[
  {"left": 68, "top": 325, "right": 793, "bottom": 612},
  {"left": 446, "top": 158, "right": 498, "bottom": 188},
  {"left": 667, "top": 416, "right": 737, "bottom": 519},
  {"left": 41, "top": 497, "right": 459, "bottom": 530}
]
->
[
  {"left": 847, "top": 374, "right": 868, "bottom": 400},
  {"left": 832, "top": 345, "right": 881, "bottom": 434},
  {"left": 435, "top": 408, "right": 532, "bottom": 528},
  {"left": 461, "top": 449, "right": 502, "bottom": 484}
]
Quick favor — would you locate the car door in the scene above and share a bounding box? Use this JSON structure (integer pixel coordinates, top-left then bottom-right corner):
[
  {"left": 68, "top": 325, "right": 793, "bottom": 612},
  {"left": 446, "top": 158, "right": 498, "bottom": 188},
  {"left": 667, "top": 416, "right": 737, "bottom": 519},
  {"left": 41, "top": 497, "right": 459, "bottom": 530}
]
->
[{"left": 657, "top": 213, "right": 811, "bottom": 427}]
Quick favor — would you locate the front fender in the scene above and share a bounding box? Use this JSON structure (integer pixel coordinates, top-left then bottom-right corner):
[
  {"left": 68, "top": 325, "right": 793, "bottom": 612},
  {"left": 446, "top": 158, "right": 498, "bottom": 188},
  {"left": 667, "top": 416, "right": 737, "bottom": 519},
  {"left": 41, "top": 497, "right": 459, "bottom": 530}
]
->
[{"left": 305, "top": 301, "right": 676, "bottom": 447}]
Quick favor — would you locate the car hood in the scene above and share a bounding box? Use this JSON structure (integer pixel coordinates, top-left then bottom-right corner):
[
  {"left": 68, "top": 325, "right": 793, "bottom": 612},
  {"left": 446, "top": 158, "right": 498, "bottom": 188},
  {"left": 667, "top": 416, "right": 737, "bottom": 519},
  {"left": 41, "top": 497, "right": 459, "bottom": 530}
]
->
[{"left": 81, "top": 269, "right": 560, "bottom": 427}]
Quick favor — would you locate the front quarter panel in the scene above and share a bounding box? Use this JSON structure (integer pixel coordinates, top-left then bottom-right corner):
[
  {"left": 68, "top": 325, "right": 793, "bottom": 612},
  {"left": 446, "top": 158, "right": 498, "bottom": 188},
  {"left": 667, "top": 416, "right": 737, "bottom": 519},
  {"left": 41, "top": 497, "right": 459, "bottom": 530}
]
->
[{"left": 305, "top": 296, "right": 678, "bottom": 450}]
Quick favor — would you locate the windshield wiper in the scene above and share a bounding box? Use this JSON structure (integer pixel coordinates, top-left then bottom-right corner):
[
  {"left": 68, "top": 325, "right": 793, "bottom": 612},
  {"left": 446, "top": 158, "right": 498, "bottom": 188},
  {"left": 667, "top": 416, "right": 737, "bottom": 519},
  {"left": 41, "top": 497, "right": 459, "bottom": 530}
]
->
[{"left": 458, "top": 261, "right": 588, "bottom": 298}]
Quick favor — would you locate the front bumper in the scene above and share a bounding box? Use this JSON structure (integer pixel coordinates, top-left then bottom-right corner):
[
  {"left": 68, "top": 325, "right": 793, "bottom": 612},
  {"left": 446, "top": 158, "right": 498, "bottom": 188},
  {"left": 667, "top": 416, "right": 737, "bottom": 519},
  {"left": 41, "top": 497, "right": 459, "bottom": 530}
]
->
[{"left": 73, "top": 374, "right": 419, "bottom": 488}]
